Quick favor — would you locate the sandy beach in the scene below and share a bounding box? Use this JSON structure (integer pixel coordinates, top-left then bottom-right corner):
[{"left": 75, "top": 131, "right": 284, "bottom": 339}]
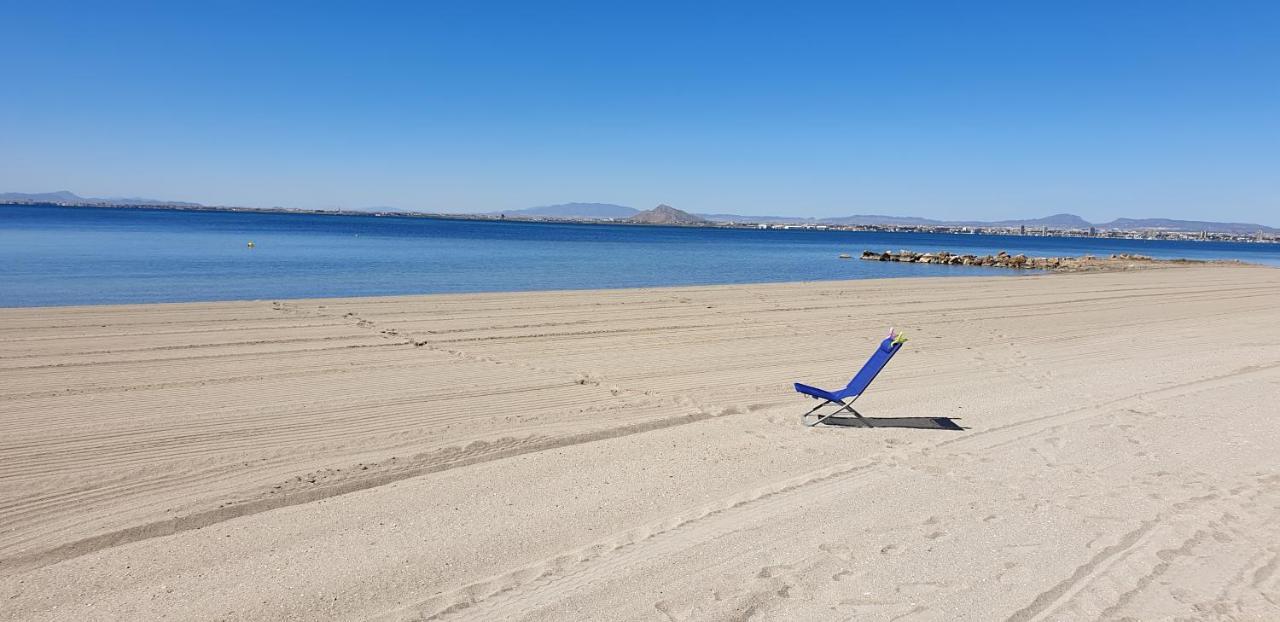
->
[{"left": 2, "top": 264, "right": 1279, "bottom": 620}]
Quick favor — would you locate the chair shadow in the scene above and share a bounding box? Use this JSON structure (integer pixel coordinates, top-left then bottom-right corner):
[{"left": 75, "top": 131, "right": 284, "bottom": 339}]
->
[{"left": 820, "top": 416, "right": 965, "bottom": 431}]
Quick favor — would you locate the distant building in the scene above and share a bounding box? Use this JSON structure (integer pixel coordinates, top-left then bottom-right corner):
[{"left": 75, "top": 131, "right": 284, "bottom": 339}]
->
[
  {"left": 1088, "top": 226, "right": 1096, "bottom": 237},
  {"left": 1019, "top": 225, "right": 1026, "bottom": 235}
]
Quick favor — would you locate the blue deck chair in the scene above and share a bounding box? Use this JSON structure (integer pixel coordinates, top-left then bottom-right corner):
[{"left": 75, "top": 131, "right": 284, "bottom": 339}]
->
[{"left": 795, "top": 329, "right": 907, "bottom": 427}]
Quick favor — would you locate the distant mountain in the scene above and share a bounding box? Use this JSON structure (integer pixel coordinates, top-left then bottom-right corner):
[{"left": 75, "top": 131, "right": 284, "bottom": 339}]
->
[
  {"left": 0, "top": 191, "right": 87, "bottom": 203},
  {"left": 628, "top": 204, "right": 709, "bottom": 225},
  {"left": 697, "top": 213, "right": 818, "bottom": 224},
  {"left": 985, "top": 213, "right": 1094, "bottom": 229},
  {"left": 102, "top": 196, "right": 203, "bottom": 207},
  {"left": 1098, "top": 218, "right": 1277, "bottom": 235},
  {"left": 0, "top": 191, "right": 202, "bottom": 207},
  {"left": 490, "top": 203, "right": 639, "bottom": 219},
  {"left": 819, "top": 214, "right": 953, "bottom": 227}
]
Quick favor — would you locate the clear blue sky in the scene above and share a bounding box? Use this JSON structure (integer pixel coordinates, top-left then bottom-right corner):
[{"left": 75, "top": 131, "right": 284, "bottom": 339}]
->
[{"left": 3, "top": 1, "right": 1277, "bottom": 223}]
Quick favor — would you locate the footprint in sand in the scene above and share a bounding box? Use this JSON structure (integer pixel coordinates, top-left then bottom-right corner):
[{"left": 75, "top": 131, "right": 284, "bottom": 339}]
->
[
  {"left": 756, "top": 563, "right": 792, "bottom": 579},
  {"left": 818, "top": 542, "right": 854, "bottom": 562}
]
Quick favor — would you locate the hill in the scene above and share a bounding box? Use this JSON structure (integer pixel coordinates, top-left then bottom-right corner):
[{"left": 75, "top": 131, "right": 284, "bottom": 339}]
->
[
  {"left": 628, "top": 204, "right": 709, "bottom": 225},
  {"left": 0, "top": 191, "right": 202, "bottom": 207},
  {"left": 0, "top": 191, "right": 88, "bottom": 203}
]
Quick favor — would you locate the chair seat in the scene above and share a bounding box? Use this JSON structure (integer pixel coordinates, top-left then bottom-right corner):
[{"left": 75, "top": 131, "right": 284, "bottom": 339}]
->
[{"left": 793, "top": 383, "right": 842, "bottom": 401}]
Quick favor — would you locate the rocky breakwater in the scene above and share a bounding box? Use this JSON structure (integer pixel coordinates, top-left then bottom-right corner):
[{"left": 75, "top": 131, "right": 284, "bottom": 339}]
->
[{"left": 859, "top": 250, "right": 1168, "bottom": 272}]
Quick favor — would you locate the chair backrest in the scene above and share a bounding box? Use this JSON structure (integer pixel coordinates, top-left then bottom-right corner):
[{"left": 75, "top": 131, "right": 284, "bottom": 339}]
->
[{"left": 842, "top": 337, "right": 903, "bottom": 397}]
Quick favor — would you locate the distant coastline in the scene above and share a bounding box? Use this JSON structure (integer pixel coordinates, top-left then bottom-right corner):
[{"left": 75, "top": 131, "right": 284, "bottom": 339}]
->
[
  {"left": 5, "top": 203, "right": 1279, "bottom": 307},
  {"left": 4, "top": 199, "right": 1276, "bottom": 245}
]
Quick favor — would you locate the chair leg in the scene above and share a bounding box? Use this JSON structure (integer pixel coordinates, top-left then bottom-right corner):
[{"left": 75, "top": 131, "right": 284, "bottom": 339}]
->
[
  {"left": 800, "top": 400, "right": 834, "bottom": 426},
  {"left": 810, "top": 398, "right": 868, "bottom": 428},
  {"left": 834, "top": 401, "right": 871, "bottom": 428}
]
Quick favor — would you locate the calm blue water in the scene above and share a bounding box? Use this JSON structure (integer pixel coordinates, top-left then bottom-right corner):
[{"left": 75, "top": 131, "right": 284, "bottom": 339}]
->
[{"left": 2, "top": 205, "right": 1277, "bottom": 307}]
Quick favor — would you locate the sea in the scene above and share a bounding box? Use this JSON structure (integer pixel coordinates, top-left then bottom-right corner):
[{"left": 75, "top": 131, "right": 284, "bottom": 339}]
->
[{"left": 2, "top": 204, "right": 1277, "bottom": 307}]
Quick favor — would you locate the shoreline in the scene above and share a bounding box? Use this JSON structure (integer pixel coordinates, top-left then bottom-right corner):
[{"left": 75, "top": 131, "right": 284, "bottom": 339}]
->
[{"left": 3, "top": 259, "right": 1272, "bottom": 311}]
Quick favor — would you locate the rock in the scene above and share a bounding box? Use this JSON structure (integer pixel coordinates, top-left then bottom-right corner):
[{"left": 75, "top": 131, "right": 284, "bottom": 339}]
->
[{"left": 854, "top": 249, "right": 1185, "bottom": 273}]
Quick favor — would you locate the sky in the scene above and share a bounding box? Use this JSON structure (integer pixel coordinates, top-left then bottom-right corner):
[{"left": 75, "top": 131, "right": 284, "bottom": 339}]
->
[{"left": 2, "top": 1, "right": 1278, "bottom": 223}]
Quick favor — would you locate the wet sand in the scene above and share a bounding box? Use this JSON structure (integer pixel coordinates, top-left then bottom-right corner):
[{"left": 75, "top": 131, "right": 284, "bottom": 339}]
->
[{"left": 2, "top": 265, "right": 1279, "bottom": 620}]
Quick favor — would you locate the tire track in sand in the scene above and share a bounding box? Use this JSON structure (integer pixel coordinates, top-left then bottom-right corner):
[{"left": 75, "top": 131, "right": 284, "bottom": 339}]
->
[
  {"left": 3, "top": 304, "right": 773, "bottom": 575},
  {"left": 1006, "top": 475, "right": 1280, "bottom": 622},
  {"left": 374, "top": 364, "right": 1280, "bottom": 621},
  {"left": 0, "top": 406, "right": 736, "bottom": 576}
]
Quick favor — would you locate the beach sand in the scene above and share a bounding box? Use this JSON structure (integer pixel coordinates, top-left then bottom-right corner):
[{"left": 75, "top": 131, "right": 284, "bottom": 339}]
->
[{"left": 2, "top": 265, "right": 1279, "bottom": 620}]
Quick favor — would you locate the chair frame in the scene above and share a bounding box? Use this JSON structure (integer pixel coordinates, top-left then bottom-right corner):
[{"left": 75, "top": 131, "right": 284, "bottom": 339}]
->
[
  {"left": 799, "top": 395, "right": 868, "bottom": 427},
  {"left": 796, "top": 329, "right": 906, "bottom": 427}
]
